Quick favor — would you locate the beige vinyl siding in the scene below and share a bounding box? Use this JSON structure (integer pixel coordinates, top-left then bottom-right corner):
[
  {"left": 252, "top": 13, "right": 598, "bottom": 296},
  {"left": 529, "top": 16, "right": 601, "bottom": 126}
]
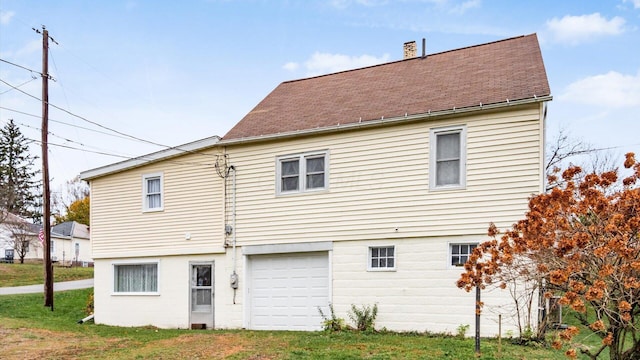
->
[
  {"left": 331, "top": 239, "right": 520, "bottom": 335},
  {"left": 90, "top": 151, "right": 225, "bottom": 259},
  {"left": 227, "top": 104, "right": 543, "bottom": 245}
]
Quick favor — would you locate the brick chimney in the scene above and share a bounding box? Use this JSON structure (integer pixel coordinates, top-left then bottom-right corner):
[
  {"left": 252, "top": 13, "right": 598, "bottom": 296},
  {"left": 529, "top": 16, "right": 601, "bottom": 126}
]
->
[{"left": 403, "top": 41, "right": 417, "bottom": 59}]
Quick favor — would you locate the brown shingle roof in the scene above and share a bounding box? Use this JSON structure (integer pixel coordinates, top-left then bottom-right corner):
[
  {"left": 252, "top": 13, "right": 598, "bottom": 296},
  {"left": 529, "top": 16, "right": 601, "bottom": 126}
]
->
[{"left": 223, "top": 34, "right": 550, "bottom": 141}]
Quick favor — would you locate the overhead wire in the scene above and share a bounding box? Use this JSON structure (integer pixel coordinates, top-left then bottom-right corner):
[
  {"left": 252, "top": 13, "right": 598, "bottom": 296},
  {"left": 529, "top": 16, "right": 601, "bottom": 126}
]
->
[
  {"left": 0, "top": 105, "right": 138, "bottom": 141},
  {"left": 0, "top": 77, "right": 216, "bottom": 160},
  {"left": 0, "top": 117, "right": 215, "bottom": 168},
  {"left": 0, "top": 58, "right": 55, "bottom": 80},
  {"left": 0, "top": 76, "right": 38, "bottom": 95},
  {"left": 21, "top": 135, "right": 215, "bottom": 167},
  {"left": 1, "top": 23, "right": 219, "bottom": 165}
]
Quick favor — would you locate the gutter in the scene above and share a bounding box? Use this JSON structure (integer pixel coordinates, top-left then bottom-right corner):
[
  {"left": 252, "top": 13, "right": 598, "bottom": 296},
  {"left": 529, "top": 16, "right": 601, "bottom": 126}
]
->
[{"left": 219, "top": 95, "right": 553, "bottom": 146}]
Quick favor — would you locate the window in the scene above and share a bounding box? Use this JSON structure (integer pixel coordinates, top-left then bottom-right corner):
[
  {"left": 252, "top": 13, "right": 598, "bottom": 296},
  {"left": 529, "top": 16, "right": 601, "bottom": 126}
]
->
[
  {"left": 50, "top": 240, "right": 55, "bottom": 254},
  {"left": 369, "top": 246, "right": 395, "bottom": 270},
  {"left": 277, "top": 151, "right": 328, "bottom": 194},
  {"left": 430, "top": 126, "right": 466, "bottom": 190},
  {"left": 114, "top": 262, "right": 158, "bottom": 293},
  {"left": 450, "top": 243, "right": 477, "bottom": 267},
  {"left": 143, "top": 173, "right": 163, "bottom": 211}
]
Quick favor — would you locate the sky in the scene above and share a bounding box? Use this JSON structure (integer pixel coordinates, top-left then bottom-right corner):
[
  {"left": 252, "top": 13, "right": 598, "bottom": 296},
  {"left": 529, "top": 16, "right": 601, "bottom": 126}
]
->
[{"left": 0, "top": 0, "right": 639, "bottom": 192}]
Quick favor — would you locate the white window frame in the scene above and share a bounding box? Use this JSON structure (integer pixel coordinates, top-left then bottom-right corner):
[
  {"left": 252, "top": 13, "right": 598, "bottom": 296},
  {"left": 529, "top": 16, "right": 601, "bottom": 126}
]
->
[
  {"left": 276, "top": 151, "right": 329, "bottom": 195},
  {"left": 142, "top": 172, "right": 164, "bottom": 212},
  {"left": 368, "top": 245, "right": 396, "bottom": 271},
  {"left": 429, "top": 125, "right": 467, "bottom": 190},
  {"left": 449, "top": 242, "right": 478, "bottom": 268},
  {"left": 112, "top": 259, "right": 160, "bottom": 296}
]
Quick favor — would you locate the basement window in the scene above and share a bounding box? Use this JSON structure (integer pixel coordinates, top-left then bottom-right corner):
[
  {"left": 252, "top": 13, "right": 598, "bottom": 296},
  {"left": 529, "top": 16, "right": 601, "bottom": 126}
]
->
[{"left": 368, "top": 246, "right": 396, "bottom": 271}]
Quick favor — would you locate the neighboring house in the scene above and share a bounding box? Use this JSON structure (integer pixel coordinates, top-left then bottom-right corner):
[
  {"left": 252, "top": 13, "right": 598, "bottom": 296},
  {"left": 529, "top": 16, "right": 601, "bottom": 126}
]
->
[
  {"left": 1, "top": 214, "right": 92, "bottom": 265},
  {"left": 81, "top": 34, "right": 551, "bottom": 335},
  {"left": 0, "top": 211, "right": 39, "bottom": 262},
  {"left": 46, "top": 221, "right": 92, "bottom": 265}
]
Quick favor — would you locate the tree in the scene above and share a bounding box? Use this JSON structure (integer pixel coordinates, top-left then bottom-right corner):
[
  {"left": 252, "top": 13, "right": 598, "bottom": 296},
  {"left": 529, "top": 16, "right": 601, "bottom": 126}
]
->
[
  {"left": 54, "top": 196, "right": 90, "bottom": 226},
  {"left": 1, "top": 212, "right": 39, "bottom": 264},
  {"left": 52, "top": 176, "right": 89, "bottom": 225},
  {"left": 0, "top": 119, "right": 42, "bottom": 223},
  {"left": 545, "top": 127, "right": 617, "bottom": 191},
  {"left": 5, "top": 218, "right": 38, "bottom": 264},
  {"left": 458, "top": 153, "right": 640, "bottom": 360}
]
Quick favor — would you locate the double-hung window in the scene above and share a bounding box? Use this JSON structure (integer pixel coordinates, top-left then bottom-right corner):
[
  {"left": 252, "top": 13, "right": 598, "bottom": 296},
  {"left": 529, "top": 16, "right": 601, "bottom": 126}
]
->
[
  {"left": 277, "top": 151, "right": 328, "bottom": 194},
  {"left": 113, "top": 262, "right": 159, "bottom": 294},
  {"left": 450, "top": 243, "right": 477, "bottom": 267},
  {"left": 430, "top": 126, "right": 466, "bottom": 190},
  {"left": 369, "top": 246, "right": 396, "bottom": 271},
  {"left": 143, "top": 173, "right": 163, "bottom": 211}
]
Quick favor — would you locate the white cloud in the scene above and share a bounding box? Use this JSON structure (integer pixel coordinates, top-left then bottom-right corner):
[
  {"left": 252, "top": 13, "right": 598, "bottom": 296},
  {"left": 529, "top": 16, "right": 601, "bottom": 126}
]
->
[
  {"left": 0, "top": 10, "right": 15, "bottom": 25},
  {"left": 545, "top": 13, "right": 626, "bottom": 45},
  {"left": 303, "top": 52, "right": 390, "bottom": 76},
  {"left": 282, "top": 62, "right": 300, "bottom": 71},
  {"left": 560, "top": 70, "right": 640, "bottom": 108},
  {"left": 450, "top": 0, "right": 481, "bottom": 15}
]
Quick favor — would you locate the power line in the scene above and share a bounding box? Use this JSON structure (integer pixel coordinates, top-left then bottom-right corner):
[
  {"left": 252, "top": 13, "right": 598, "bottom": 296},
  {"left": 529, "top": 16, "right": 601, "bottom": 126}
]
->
[
  {"left": 0, "top": 77, "right": 169, "bottom": 147},
  {"left": 0, "top": 77, "right": 216, "bottom": 159},
  {"left": 0, "top": 105, "right": 134, "bottom": 141},
  {"left": 0, "top": 76, "right": 38, "bottom": 95},
  {"left": 0, "top": 58, "right": 55, "bottom": 80},
  {"left": 24, "top": 136, "right": 215, "bottom": 167},
  {"left": 0, "top": 117, "right": 215, "bottom": 167}
]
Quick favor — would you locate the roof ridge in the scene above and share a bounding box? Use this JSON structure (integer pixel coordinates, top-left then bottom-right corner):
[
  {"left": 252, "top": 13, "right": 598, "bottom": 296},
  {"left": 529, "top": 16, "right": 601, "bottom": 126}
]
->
[{"left": 281, "top": 34, "right": 534, "bottom": 85}]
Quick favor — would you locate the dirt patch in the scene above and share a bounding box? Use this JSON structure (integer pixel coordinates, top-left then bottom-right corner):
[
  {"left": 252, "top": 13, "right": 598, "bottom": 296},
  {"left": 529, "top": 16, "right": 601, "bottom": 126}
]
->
[
  {"left": 0, "top": 327, "right": 124, "bottom": 359},
  {"left": 127, "top": 332, "right": 259, "bottom": 359},
  {"left": 0, "top": 326, "right": 279, "bottom": 359}
]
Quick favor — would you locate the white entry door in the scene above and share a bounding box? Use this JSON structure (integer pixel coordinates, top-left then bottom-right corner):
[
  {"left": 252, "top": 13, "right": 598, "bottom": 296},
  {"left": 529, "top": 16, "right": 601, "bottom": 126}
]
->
[
  {"left": 248, "top": 252, "right": 329, "bottom": 331},
  {"left": 190, "top": 262, "right": 214, "bottom": 329}
]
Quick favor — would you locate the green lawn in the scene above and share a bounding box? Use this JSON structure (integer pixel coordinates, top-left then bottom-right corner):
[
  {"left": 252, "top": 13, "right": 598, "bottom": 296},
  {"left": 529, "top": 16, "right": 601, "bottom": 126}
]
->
[
  {"left": 0, "top": 288, "right": 585, "bottom": 360},
  {"left": 0, "top": 263, "right": 94, "bottom": 287}
]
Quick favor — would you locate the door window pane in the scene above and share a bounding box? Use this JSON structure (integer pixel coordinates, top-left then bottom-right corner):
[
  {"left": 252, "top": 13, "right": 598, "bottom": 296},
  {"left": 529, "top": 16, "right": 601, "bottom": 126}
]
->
[{"left": 192, "top": 289, "right": 212, "bottom": 307}]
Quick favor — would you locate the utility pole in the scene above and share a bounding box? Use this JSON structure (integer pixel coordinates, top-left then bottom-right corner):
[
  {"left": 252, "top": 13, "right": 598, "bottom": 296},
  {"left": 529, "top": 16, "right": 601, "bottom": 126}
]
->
[{"left": 35, "top": 25, "right": 54, "bottom": 311}]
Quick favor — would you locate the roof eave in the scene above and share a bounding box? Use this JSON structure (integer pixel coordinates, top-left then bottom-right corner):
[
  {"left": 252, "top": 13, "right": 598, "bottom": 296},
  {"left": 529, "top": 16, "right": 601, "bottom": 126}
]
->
[
  {"left": 219, "top": 95, "right": 552, "bottom": 146},
  {"left": 80, "top": 135, "right": 221, "bottom": 181}
]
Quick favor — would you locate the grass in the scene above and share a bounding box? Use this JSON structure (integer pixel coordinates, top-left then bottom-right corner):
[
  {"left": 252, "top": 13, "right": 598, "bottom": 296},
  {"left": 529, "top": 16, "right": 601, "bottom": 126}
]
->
[
  {"left": 0, "top": 263, "right": 94, "bottom": 287},
  {"left": 0, "top": 288, "right": 586, "bottom": 360}
]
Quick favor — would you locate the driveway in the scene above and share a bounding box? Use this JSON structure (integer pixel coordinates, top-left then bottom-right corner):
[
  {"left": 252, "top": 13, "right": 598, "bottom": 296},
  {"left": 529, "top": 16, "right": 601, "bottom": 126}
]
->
[{"left": 0, "top": 279, "right": 94, "bottom": 295}]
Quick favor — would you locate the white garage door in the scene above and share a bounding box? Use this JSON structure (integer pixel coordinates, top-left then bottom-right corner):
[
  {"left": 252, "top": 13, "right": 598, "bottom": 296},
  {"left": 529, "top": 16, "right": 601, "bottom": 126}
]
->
[{"left": 248, "top": 251, "right": 329, "bottom": 331}]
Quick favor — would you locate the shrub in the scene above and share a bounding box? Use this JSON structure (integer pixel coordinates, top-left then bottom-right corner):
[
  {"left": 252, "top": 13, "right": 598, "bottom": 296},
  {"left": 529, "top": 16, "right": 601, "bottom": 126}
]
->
[{"left": 348, "top": 303, "right": 378, "bottom": 332}]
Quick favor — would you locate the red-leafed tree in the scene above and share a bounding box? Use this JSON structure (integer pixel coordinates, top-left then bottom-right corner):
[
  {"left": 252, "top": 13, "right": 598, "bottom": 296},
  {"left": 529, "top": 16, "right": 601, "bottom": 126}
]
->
[{"left": 457, "top": 153, "right": 640, "bottom": 360}]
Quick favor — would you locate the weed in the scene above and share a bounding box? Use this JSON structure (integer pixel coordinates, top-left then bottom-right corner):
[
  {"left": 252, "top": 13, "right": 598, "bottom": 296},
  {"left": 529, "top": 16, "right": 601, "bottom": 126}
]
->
[
  {"left": 456, "top": 324, "right": 470, "bottom": 338},
  {"left": 348, "top": 303, "right": 378, "bottom": 333},
  {"left": 318, "top": 303, "right": 345, "bottom": 332},
  {"left": 86, "top": 291, "right": 94, "bottom": 315}
]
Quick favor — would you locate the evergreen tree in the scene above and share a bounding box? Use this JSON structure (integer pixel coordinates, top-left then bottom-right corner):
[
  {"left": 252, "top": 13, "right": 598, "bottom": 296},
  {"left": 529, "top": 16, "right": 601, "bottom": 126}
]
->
[{"left": 0, "top": 119, "right": 42, "bottom": 223}]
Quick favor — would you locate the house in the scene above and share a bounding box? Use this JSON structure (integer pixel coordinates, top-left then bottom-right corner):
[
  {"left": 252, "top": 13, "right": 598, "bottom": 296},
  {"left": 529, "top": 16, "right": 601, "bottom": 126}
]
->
[
  {"left": 47, "top": 221, "right": 92, "bottom": 266},
  {"left": 80, "top": 34, "right": 551, "bottom": 335},
  {"left": 1, "top": 213, "right": 92, "bottom": 265},
  {"left": 0, "top": 211, "right": 39, "bottom": 262}
]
